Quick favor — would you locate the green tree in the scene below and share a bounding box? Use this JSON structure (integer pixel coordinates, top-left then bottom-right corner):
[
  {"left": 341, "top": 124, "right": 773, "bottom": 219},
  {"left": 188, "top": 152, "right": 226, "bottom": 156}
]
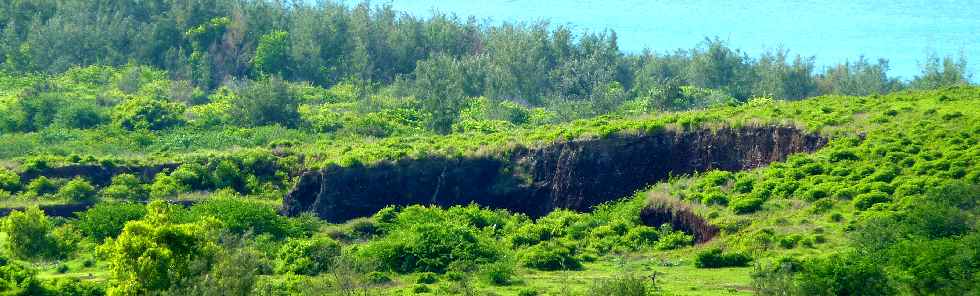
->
[
  {"left": 686, "top": 38, "right": 755, "bottom": 100},
  {"left": 910, "top": 52, "right": 971, "bottom": 89},
  {"left": 1, "top": 206, "right": 61, "bottom": 261},
  {"left": 230, "top": 77, "right": 301, "bottom": 128},
  {"left": 100, "top": 173, "right": 149, "bottom": 201},
  {"left": 253, "top": 31, "right": 291, "bottom": 77},
  {"left": 101, "top": 201, "right": 218, "bottom": 295},
  {"left": 413, "top": 54, "right": 468, "bottom": 134},
  {"left": 817, "top": 57, "right": 900, "bottom": 96},
  {"left": 74, "top": 202, "right": 146, "bottom": 242},
  {"left": 275, "top": 236, "right": 342, "bottom": 275},
  {"left": 56, "top": 177, "right": 96, "bottom": 202}
]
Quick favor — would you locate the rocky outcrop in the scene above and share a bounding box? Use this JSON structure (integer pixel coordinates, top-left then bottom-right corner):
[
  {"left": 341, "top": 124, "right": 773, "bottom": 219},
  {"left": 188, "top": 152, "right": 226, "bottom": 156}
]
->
[
  {"left": 283, "top": 126, "right": 827, "bottom": 222},
  {"left": 19, "top": 163, "right": 181, "bottom": 186},
  {"left": 0, "top": 200, "right": 196, "bottom": 218}
]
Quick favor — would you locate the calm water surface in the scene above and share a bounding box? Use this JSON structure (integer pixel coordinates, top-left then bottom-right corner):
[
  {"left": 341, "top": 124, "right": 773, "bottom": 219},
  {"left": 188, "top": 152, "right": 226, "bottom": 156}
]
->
[{"left": 345, "top": 0, "right": 979, "bottom": 80}]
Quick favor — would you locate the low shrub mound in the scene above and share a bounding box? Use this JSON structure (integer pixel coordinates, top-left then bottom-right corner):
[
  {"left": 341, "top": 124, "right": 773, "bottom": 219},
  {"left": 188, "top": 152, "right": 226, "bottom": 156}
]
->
[{"left": 695, "top": 248, "right": 752, "bottom": 268}]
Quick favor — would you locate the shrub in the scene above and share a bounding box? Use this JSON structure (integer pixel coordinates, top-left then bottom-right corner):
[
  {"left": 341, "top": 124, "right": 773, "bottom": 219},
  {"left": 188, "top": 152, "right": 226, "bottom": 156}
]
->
[
  {"left": 853, "top": 191, "right": 890, "bottom": 210},
  {"left": 230, "top": 77, "right": 301, "bottom": 128},
  {"left": 519, "top": 241, "right": 581, "bottom": 271},
  {"left": 53, "top": 102, "right": 108, "bottom": 129},
  {"left": 795, "top": 253, "right": 894, "bottom": 296},
  {"left": 480, "top": 261, "right": 516, "bottom": 286},
  {"left": 700, "top": 190, "right": 728, "bottom": 205},
  {"left": 731, "top": 197, "right": 764, "bottom": 214},
  {"left": 57, "top": 177, "right": 97, "bottom": 202},
  {"left": 212, "top": 160, "right": 245, "bottom": 192},
  {"left": 1, "top": 206, "right": 62, "bottom": 260},
  {"left": 26, "top": 176, "right": 58, "bottom": 196},
  {"left": 359, "top": 222, "right": 501, "bottom": 273},
  {"left": 517, "top": 288, "right": 540, "bottom": 296},
  {"left": 416, "top": 272, "right": 438, "bottom": 284},
  {"left": 587, "top": 274, "right": 651, "bottom": 296},
  {"left": 100, "top": 173, "right": 148, "bottom": 201},
  {"left": 778, "top": 234, "right": 802, "bottom": 249},
  {"left": 100, "top": 202, "right": 215, "bottom": 295},
  {"left": 74, "top": 202, "right": 146, "bottom": 241},
  {"left": 654, "top": 225, "right": 694, "bottom": 250},
  {"left": 733, "top": 176, "right": 755, "bottom": 193},
  {"left": 810, "top": 198, "right": 834, "bottom": 214},
  {"left": 622, "top": 226, "right": 659, "bottom": 249},
  {"left": 365, "top": 271, "right": 391, "bottom": 285},
  {"left": 112, "top": 97, "right": 185, "bottom": 130},
  {"left": 694, "top": 248, "right": 752, "bottom": 268},
  {"left": 189, "top": 194, "right": 293, "bottom": 237},
  {"left": 170, "top": 163, "right": 210, "bottom": 191},
  {"left": 411, "top": 284, "right": 430, "bottom": 293},
  {"left": 148, "top": 173, "right": 180, "bottom": 199},
  {"left": 0, "top": 168, "right": 21, "bottom": 192},
  {"left": 275, "top": 236, "right": 341, "bottom": 275}
]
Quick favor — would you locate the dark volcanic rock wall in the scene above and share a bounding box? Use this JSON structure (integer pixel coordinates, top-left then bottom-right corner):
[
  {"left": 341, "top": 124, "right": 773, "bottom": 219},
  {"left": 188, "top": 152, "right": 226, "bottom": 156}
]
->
[
  {"left": 283, "top": 126, "right": 827, "bottom": 222},
  {"left": 19, "top": 163, "right": 181, "bottom": 186}
]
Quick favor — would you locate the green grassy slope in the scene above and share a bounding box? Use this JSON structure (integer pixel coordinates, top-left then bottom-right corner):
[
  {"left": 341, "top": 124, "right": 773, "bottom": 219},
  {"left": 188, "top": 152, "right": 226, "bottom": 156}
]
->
[{"left": 1, "top": 84, "right": 977, "bottom": 295}]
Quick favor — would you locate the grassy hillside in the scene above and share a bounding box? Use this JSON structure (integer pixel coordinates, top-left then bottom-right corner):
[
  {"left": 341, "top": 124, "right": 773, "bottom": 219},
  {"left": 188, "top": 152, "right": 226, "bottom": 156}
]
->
[{"left": 0, "top": 80, "right": 976, "bottom": 295}]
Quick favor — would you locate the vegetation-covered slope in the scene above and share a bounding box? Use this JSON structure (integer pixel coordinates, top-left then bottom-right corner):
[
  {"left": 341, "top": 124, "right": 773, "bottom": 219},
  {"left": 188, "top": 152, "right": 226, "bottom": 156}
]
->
[
  {"left": 1, "top": 84, "right": 976, "bottom": 295},
  {"left": 0, "top": 1, "right": 977, "bottom": 295}
]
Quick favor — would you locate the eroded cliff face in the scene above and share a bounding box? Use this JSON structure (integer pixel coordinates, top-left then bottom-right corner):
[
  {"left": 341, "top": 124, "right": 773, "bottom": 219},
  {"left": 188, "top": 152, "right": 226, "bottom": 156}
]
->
[{"left": 283, "top": 126, "right": 827, "bottom": 222}]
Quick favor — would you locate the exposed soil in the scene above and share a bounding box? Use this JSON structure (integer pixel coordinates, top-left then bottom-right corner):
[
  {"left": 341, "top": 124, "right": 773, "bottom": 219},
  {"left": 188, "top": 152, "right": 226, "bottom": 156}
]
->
[{"left": 283, "top": 125, "right": 828, "bottom": 223}]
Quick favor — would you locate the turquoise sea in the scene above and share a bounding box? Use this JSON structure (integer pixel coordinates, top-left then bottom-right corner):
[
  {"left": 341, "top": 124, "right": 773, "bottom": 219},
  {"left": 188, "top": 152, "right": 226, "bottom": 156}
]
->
[{"left": 345, "top": 0, "right": 979, "bottom": 80}]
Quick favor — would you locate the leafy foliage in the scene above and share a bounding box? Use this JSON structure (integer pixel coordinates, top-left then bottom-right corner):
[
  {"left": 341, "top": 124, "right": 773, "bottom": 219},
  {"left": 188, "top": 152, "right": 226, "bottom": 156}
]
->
[{"left": 1, "top": 206, "right": 63, "bottom": 261}]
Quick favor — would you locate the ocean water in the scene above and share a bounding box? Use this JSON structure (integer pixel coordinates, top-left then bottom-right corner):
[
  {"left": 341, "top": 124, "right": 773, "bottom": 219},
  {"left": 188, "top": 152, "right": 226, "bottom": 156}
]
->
[{"left": 344, "top": 0, "right": 979, "bottom": 80}]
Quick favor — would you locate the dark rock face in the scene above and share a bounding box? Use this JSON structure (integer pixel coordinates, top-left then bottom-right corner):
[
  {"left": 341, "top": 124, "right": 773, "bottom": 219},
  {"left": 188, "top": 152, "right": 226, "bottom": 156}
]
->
[
  {"left": 283, "top": 126, "right": 827, "bottom": 222},
  {"left": 640, "top": 203, "right": 719, "bottom": 244},
  {"left": 19, "top": 163, "right": 181, "bottom": 186},
  {"left": 0, "top": 200, "right": 196, "bottom": 218}
]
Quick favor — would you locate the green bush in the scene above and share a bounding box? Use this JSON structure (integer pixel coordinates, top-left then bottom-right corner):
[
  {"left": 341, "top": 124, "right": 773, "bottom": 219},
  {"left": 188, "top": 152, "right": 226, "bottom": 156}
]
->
[
  {"left": 230, "top": 77, "right": 301, "bottom": 128},
  {"left": 365, "top": 271, "right": 392, "bottom": 284},
  {"left": 56, "top": 177, "right": 97, "bottom": 202},
  {"left": 480, "top": 261, "right": 516, "bottom": 286},
  {"left": 112, "top": 97, "right": 186, "bottom": 130},
  {"left": 100, "top": 173, "right": 148, "bottom": 201},
  {"left": 587, "top": 274, "right": 651, "bottom": 296},
  {"left": 795, "top": 253, "right": 894, "bottom": 296},
  {"left": 74, "top": 202, "right": 146, "bottom": 241},
  {"left": 700, "top": 190, "right": 728, "bottom": 205},
  {"left": 622, "top": 226, "right": 659, "bottom": 249},
  {"left": 694, "top": 248, "right": 752, "bottom": 268},
  {"left": 170, "top": 163, "right": 211, "bottom": 191},
  {"left": 654, "top": 225, "right": 694, "bottom": 250},
  {"left": 778, "top": 234, "right": 802, "bottom": 249},
  {"left": 519, "top": 241, "right": 581, "bottom": 271},
  {"left": 52, "top": 102, "right": 108, "bottom": 129},
  {"left": 0, "top": 168, "right": 21, "bottom": 192},
  {"left": 411, "top": 284, "right": 430, "bottom": 293},
  {"left": 1, "top": 206, "right": 62, "bottom": 261},
  {"left": 416, "top": 272, "right": 438, "bottom": 284},
  {"left": 26, "top": 176, "right": 59, "bottom": 197},
  {"left": 275, "top": 236, "right": 341, "bottom": 275},
  {"left": 731, "top": 197, "right": 764, "bottom": 214},
  {"left": 212, "top": 160, "right": 246, "bottom": 192},
  {"left": 148, "top": 173, "right": 180, "bottom": 199},
  {"left": 853, "top": 191, "right": 890, "bottom": 210},
  {"left": 359, "top": 222, "right": 502, "bottom": 273},
  {"left": 189, "top": 194, "right": 293, "bottom": 237}
]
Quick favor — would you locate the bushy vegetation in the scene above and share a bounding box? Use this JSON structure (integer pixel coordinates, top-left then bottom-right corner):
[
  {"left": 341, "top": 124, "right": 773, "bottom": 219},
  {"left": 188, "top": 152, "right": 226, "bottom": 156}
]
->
[{"left": 0, "top": 1, "right": 976, "bottom": 295}]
